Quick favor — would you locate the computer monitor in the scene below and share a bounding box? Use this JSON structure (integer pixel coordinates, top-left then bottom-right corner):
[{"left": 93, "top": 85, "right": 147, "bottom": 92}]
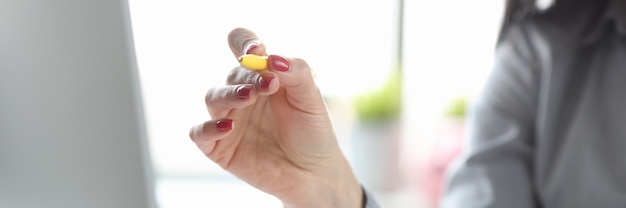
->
[{"left": 0, "top": 1, "right": 156, "bottom": 207}]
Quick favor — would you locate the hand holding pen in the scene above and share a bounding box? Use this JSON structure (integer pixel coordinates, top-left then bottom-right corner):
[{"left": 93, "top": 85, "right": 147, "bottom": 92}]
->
[{"left": 188, "top": 28, "right": 363, "bottom": 208}]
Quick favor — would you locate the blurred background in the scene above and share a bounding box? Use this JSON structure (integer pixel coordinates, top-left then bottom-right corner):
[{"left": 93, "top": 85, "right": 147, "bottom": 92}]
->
[{"left": 128, "top": 0, "right": 505, "bottom": 207}]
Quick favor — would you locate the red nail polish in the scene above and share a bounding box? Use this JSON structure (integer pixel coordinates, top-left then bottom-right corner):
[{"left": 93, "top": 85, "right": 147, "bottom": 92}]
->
[
  {"left": 245, "top": 45, "right": 258, "bottom": 54},
  {"left": 259, "top": 74, "right": 275, "bottom": 90},
  {"left": 270, "top": 55, "right": 289, "bottom": 72},
  {"left": 236, "top": 85, "right": 253, "bottom": 99},
  {"left": 216, "top": 119, "right": 233, "bottom": 132}
]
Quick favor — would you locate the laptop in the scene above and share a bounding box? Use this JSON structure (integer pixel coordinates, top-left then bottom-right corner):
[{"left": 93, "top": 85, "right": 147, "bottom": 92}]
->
[{"left": 0, "top": 0, "right": 156, "bottom": 207}]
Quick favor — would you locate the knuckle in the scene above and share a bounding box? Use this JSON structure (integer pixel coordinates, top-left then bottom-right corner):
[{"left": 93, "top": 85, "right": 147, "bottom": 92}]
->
[
  {"left": 292, "top": 57, "right": 310, "bottom": 71},
  {"left": 204, "top": 88, "right": 224, "bottom": 112},
  {"left": 189, "top": 127, "right": 197, "bottom": 141},
  {"left": 204, "top": 88, "right": 216, "bottom": 105},
  {"left": 245, "top": 71, "right": 259, "bottom": 85},
  {"left": 227, "top": 66, "right": 259, "bottom": 85},
  {"left": 204, "top": 86, "right": 239, "bottom": 112},
  {"left": 226, "top": 66, "right": 243, "bottom": 84}
]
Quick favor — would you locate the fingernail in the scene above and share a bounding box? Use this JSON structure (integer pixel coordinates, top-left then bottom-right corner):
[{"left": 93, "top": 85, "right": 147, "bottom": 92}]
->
[
  {"left": 245, "top": 44, "right": 258, "bottom": 54},
  {"left": 270, "top": 55, "right": 289, "bottom": 72},
  {"left": 236, "top": 85, "right": 253, "bottom": 99},
  {"left": 216, "top": 119, "right": 233, "bottom": 132},
  {"left": 259, "top": 74, "right": 275, "bottom": 91}
]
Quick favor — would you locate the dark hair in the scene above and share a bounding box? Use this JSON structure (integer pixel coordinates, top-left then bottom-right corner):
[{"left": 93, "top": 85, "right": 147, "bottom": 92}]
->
[{"left": 498, "top": 0, "right": 611, "bottom": 44}]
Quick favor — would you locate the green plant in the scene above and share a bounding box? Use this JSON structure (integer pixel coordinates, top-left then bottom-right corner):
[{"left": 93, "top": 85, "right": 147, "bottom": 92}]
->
[
  {"left": 445, "top": 96, "right": 469, "bottom": 119},
  {"left": 353, "top": 69, "right": 402, "bottom": 122}
]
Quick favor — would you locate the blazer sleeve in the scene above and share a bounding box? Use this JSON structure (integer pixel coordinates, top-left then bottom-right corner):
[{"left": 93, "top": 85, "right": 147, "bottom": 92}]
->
[
  {"left": 363, "top": 186, "right": 381, "bottom": 208},
  {"left": 441, "top": 22, "right": 547, "bottom": 208}
]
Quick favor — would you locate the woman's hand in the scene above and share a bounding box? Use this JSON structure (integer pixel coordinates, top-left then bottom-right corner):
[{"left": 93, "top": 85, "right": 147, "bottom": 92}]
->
[{"left": 189, "top": 28, "right": 363, "bottom": 208}]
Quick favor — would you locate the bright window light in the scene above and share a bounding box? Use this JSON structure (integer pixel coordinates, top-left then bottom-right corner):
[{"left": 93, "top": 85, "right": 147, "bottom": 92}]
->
[
  {"left": 129, "top": 0, "right": 503, "bottom": 207},
  {"left": 128, "top": 0, "right": 397, "bottom": 207}
]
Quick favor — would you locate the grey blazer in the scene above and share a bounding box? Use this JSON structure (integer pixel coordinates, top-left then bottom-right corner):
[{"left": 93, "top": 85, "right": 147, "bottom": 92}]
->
[{"left": 443, "top": 1, "right": 626, "bottom": 208}]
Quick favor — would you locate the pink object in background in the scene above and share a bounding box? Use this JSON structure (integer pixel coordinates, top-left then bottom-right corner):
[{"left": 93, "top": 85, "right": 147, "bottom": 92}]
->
[{"left": 416, "top": 119, "right": 465, "bottom": 208}]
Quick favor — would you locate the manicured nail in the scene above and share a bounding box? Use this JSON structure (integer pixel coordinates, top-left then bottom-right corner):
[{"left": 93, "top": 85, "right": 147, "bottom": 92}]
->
[
  {"left": 270, "top": 55, "right": 289, "bottom": 72},
  {"left": 245, "top": 44, "right": 258, "bottom": 54},
  {"left": 236, "top": 85, "right": 253, "bottom": 99},
  {"left": 259, "top": 74, "right": 275, "bottom": 90},
  {"left": 216, "top": 119, "right": 233, "bottom": 132}
]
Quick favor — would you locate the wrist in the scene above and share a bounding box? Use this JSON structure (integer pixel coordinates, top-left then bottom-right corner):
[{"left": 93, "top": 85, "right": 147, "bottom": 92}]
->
[{"left": 280, "top": 159, "right": 363, "bottom": 208}]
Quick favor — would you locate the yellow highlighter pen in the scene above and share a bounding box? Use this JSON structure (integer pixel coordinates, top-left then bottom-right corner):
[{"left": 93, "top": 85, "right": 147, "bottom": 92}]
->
[
  {"left": 238, "top": 54, "right": 317, "bottom": 78},
  {"left": 238, "top": 54, "right": 268, "bottom": 71}
]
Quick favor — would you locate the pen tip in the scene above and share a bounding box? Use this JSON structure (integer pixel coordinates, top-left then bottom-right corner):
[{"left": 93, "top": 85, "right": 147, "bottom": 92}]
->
[{"left": 237, "top": 57, "right": 243, "bottom": 62}]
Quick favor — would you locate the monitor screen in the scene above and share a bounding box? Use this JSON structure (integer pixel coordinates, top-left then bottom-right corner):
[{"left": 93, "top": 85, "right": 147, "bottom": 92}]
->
[{"left": 0, "top": 1, "right": 156, "bottom": 207}]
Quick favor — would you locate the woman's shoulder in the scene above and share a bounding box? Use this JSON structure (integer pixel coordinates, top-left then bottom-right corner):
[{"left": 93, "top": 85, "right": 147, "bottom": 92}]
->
[
  {"left": 498, "top": 7, "right": 604, "bottom": 59},
  {"left": 501, "top": 15, "right": 573, "bottom": 50},
  {"left": 495, "top": 18, "right": 554, "bottom": 68}
]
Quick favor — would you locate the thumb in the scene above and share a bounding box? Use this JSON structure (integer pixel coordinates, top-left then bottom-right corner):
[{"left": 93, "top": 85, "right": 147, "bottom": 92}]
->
[{"left": 267, "top": 54, "right": 326, "bottom": 114}]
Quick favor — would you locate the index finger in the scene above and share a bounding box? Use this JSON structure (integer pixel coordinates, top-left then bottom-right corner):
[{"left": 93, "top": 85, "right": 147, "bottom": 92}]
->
[{"left": 227, "top": 27, "right": 267, "bottom": 57}]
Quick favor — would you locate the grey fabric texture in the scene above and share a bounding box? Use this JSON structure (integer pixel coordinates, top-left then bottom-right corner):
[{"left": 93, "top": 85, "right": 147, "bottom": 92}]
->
[{"left": 442, "top": 2, "right": 626, "bottom": 208}]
